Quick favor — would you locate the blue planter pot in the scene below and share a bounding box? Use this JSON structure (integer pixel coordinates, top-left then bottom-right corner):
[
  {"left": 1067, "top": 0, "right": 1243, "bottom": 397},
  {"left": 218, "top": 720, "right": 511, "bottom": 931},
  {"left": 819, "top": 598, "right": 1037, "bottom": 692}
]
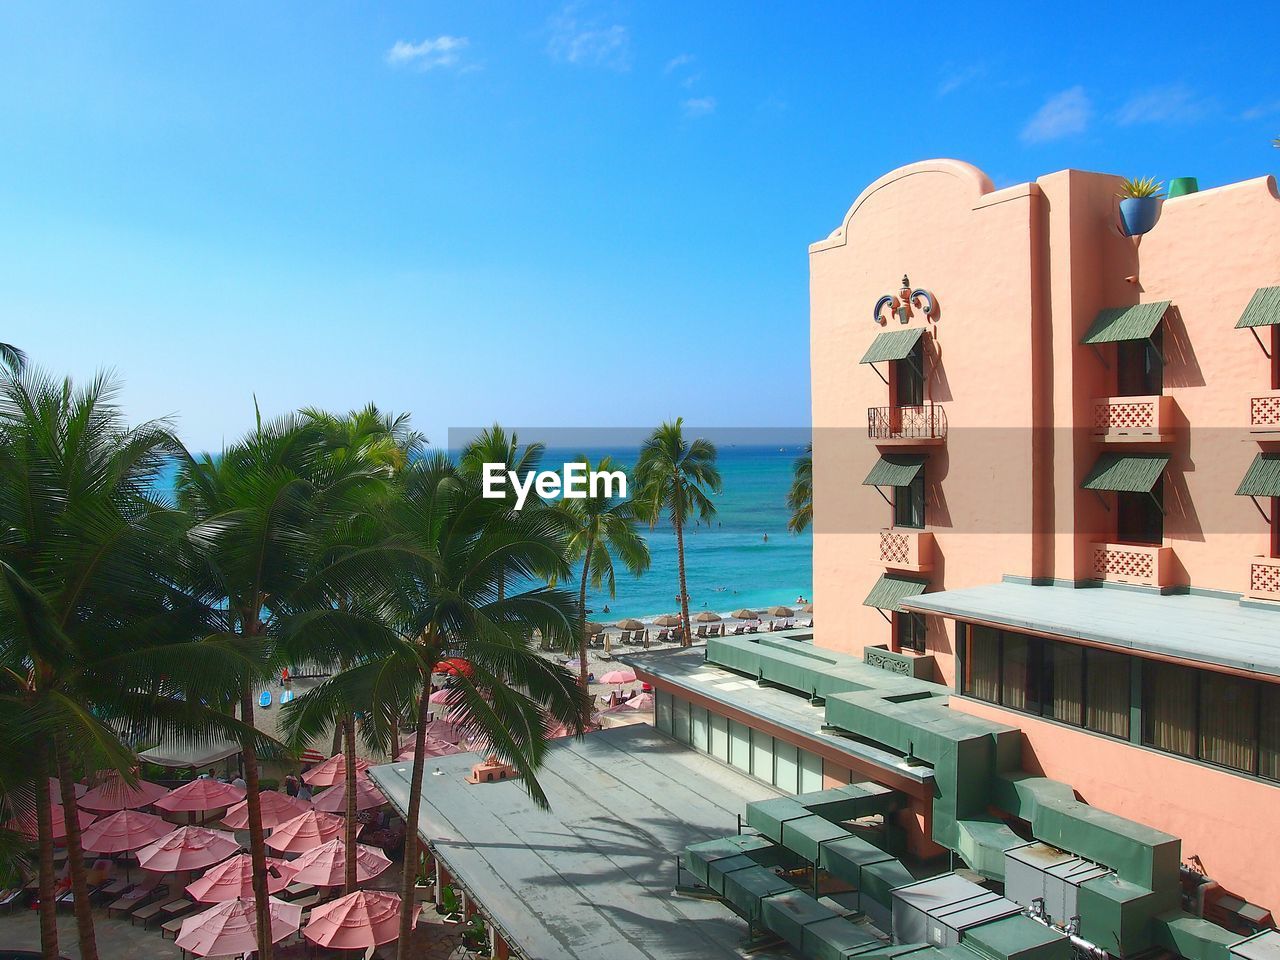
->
[{"left": 1119, "top": 197, "right": 1163, "bottom": 237}]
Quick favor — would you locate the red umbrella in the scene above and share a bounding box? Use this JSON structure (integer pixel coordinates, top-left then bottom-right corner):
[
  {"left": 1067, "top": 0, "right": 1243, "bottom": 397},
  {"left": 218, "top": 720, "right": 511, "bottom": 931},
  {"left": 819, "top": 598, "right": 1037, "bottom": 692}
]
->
[
  {"left": 303, "top": 890, "right": 418, "bottom": 950},
  {"left": 287, "top": 837, "right": 392, "bottom": 887},
  {"left": 176, "top": 897, "right": 301, "bottom": 957},
  {"left": 303, "top": 753, "right": 370, "bottom": 788},
  {"left": 6, "top": 805, "right": 95, "bottom": 843},
  {"left": 433, "top": 657, "right": 473, "bottom": 677},
  {"left": 136, "top": 826, "right": 240, "bottom": 873},
  {"left": 154, "top": 778, "right": 245, "bottom": 813},
  {"left": 80, "top": 810, "right": 170, "bottom": 853},
  {"left": 395, "top": 735, "right": 464, "bottom": 761},
  {"left": 48, "top": 777, "right": 87, "bottom": 804},
  {"left": 312, "top": 776, "right": 388, "bottom": 814},
  {"left": 185, "top": 853, "right": 297, "bottom": 902},
  {"left": 624, "top": 692, "right": 656, "bottom": 710},
  {"left": 221, "top": 790, "right": 310, "bottom": 830},
  {"left": 78, "top": 775, "right": 170, "bottom": 813},
  {"left": 265, "top": 810, "right": 344, "bottom": 854}
]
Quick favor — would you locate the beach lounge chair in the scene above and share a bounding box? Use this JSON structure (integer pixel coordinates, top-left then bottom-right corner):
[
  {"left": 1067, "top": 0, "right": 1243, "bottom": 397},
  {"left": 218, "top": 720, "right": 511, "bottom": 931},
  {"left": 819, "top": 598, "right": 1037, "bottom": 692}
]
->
[
  {"left": 259, "top": 689, "right": 272, "bottom": 708},
  {"left": 617, "top": 630, "right": 631, "bottom": 646},
  {"left": 280, "top": 689, "right": 294, "bottom": 704},
  {"left": 0, "top": 887, "right": 26, "bottom": 913},
  {"left": 732, "top": 625, "right": 745, "bottom": 635},
  {"left": 695, "top": 625, "right": 707, "bottom": 638},
  {"left": 161, "top": 916, "right": 185, "bottom": 940},
  {"left": 746, "top": 625, "right": 758, "bottom": 633},
  {"left": 108, "top": 875, "right": 161, "bottom": 918},
  {"left": 131, "top": 899, "right": 166, "bottom": 927}
]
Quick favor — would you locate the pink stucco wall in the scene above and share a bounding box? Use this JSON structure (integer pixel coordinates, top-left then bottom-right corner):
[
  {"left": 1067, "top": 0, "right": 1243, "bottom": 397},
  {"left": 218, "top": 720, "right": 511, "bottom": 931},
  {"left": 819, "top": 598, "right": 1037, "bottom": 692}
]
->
[{"left": 953, "top": 695, "right": 1280, "bottom": 913}]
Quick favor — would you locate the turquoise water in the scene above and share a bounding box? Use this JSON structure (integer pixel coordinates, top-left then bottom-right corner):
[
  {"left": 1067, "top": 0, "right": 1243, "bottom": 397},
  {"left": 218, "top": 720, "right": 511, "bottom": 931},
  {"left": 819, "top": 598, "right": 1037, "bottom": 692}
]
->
[
  {"left": 561, "top": 445, "right": 813, "bottom": 620},
  {"left": 155, "top": 444, "right": 813, "bottom": 620}
]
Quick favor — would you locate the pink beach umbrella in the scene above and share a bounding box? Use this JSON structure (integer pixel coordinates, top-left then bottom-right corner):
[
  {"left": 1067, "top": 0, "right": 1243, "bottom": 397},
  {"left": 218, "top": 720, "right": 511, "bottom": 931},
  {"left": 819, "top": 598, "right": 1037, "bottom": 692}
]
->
[
  {"left": 598, "top": 669, "right": 637, "bottom": 685},
  {"left": 176, "top": 896, "right": 301, "bottom": 957},
  {"left": 78, "top": 775, "right": 170, "bottom": 813},
  {"left": 303, "top": 753, "right": 371, "bottom": 788},
  {"left": 185, "top": 853, "right": 297, "bottom": 902},
  {"left": 265, "top": 810, "right": 344, "bottom": 854},
  {"left": 312, "top": 776, "right": 388, "bottom": 814},
  {"left": 221, "top": 790, "right": 310, "bottom": 830},
  {"left": 624, "top": 691, "right": 656, "bottom": 710},
  {"left": 154, "top": 778, "right": 245, "bottom": 813},
  {"left": 136, "top": 825, "right": 240, "bottom": 873},
  {"left": 428, "top": 688, "right": 462, "bottom": 705},
  {"left": 287, "top": 837, "right": 392, "bottom": 887},
  {"left": 48, "top": 777, "right": 88, "bottom": 804},
  {"left": 6, "top": 805, "right": 95, "bottom": 843},
  {"left": 303, "top": 889, "right": 418, "bottom": 950},
  {"left": 395, "top": 735, "right": 464, "bottom": 761},
  {"left": 80, "top": 810, "right": 170, "bottom": 854}
]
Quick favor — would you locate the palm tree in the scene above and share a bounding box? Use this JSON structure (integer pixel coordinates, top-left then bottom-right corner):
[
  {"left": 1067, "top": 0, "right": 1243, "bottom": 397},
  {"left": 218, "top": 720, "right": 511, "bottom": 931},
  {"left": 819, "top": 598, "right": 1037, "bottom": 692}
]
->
[
  {"left": 633, "top": 419, "right": 722, "bottom": 646},
  {"left": 374, "top": 455, "right": 589, "bottom": 958},
  {"left": 0, "top": 369, "right": 256, "bottom": 960},
  {"left": 176, "top": 415, "right": 396, "bottom": 960},
  {"left": 787, "top": 442, "right": 813, "bottom": 534},
  {"left": 0, "top": 343, "right": 25, "bottom": 374},
  {"left": 553, "top": 455, "right": 649, "bottom": 694}
]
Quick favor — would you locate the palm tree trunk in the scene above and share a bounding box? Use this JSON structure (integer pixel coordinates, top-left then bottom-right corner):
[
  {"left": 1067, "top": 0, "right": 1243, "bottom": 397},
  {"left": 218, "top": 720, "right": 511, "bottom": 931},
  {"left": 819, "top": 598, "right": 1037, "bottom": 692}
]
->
[
  {"left": 239, "top": 686, "right": 274, "bottom": 960},
  {"left": 674, "top": 509, "right": 691, "bottom": 647},
  {"left": 577, "top": 532, "right": 594, "bottom": 703},
  {"left": 397, "top": 660, "right": 435, "bottom": 960},
  {"left": 55, "top": 740, "right": 99, "bottom": 960},
  {"left": 34, "top": 747, "right": 59, "bottom": 960},
  {"left": 343, "top": 712, "right": 358, "bottom": 893}
]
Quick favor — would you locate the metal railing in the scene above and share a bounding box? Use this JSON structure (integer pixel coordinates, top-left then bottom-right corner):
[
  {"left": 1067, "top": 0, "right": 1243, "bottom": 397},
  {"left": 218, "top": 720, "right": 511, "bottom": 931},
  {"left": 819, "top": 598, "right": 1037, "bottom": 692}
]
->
[{"left": 867, "top": 404, "right": 947, "bottom": 441}]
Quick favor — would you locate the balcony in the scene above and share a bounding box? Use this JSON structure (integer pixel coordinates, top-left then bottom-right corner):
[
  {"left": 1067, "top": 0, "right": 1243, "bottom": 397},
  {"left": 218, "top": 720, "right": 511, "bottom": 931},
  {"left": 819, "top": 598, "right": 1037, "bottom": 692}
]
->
[
  {"left": 1090, "top": 541, "right": 1174, "bottom": 589},
  {"left": 1250, "top": 390, "right": 1280, "bottom": 435},
  {"left": 877, "top": 528, "right": 934, "bottom": 574},
  {"left": 1090, "top": 394, "right": 1175, "bottom": 443},
  {"left": 1247, "top": 557, "right": 1280, "bottom": 603},
  {"left": 867, "top": 404, "right": 947, "bottom": 445}
]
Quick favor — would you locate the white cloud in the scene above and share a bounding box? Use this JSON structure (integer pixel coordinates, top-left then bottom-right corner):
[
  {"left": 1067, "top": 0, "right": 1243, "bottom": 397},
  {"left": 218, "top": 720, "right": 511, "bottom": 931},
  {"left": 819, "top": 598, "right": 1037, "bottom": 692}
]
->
[
  {"left": 1114, "top": 84, "right": 1212, "bottom": 126},
  {"left": 937, "top": 63, "right": 985, "bottom": 97},
  {"left": 682, "top": 96, "right": 716, "bottom": 119},
  {"left": 664, "top": 53, "right": 695, "bottom": 74},
  {"left": 385, "top": 36, "right": 470, "bottom": 71},
  {"left": 547, "top": 6, "right": 630, "bottom": 71},
  {"left": 1020, "top": 86, "right": 1091, "bottom": 143},
  {"left": 1242, "top": 99, "right": 1280, "bottom": 121}
]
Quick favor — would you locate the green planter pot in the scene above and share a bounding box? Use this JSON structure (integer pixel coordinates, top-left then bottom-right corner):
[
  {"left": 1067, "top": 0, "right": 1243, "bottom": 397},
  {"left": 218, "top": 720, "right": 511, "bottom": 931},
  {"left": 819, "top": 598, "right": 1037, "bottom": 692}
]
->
[{"left": 1167, "top": 177, "right": 1198, "bottom": 198}]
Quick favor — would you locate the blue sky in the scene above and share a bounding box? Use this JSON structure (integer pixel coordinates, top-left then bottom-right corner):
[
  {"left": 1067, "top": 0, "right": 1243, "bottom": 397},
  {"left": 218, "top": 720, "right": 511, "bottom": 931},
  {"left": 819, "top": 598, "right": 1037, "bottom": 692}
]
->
[{"left": 2, "top": 1, "right": 1278, "bottom": 451}]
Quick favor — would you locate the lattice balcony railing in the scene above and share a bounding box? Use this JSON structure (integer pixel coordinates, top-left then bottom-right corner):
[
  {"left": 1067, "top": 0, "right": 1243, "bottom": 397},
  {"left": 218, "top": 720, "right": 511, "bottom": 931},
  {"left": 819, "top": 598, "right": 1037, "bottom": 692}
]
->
[
  {"left": 1250, "top": 392, "right": 1280, "bottom": 430},
  {"left": 878, "top": 528, "right": 934, "bottom": 573},
  {"left": 867, "top": 404, "right": 947, "bottom": 442},
  {"left": 1090, "top": 395, "right": 1173, "bottom": 441},
  {"left": 1091, "top": 542, "right": 1171, "bottom": 588},
  {"left": 1248, "top": 557, "right": 1280, "bottom": 602}
]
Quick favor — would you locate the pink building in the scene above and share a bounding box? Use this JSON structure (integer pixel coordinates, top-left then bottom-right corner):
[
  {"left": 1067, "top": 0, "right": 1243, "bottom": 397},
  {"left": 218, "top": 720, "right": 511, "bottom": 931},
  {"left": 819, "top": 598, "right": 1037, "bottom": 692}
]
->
[{"left": 809, "top": 160, "right": 1280, "bottom": 915}]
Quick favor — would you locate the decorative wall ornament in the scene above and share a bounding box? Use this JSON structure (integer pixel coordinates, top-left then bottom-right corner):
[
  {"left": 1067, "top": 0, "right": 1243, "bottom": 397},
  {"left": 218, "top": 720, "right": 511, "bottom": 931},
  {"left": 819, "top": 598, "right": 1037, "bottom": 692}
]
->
[{"left": 873, "top": 275, "right": 936, "bottom": 326}]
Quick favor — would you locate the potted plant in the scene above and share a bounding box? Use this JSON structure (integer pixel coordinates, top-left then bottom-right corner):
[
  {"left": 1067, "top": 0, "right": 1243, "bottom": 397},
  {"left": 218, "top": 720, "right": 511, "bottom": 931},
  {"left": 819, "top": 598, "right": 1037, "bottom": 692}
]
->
[
  {"left": 413, "top": 851, "right": 434, "bottom": 903},
  {"left": 1117, "top": 177, "right": 1164, "bottom": 237},
  {"left": 462, "top": 916, "right": 491, "bottom": 956}
]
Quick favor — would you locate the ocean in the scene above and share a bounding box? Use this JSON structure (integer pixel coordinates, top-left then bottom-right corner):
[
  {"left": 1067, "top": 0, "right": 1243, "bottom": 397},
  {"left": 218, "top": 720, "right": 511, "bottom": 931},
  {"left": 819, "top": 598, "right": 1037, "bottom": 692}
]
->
[{"left": 156, "top": 444, "right": 813, "bottom": 621}]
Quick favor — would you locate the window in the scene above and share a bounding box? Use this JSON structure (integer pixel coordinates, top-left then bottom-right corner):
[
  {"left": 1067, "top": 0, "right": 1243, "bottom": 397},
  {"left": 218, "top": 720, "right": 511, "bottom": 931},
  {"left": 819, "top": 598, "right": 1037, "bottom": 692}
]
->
[
  {"left": 1262, "top": 684, "right": 1280, "bottom": 782},
  {"left": 1117, "top": 329, "right": 1163, "bottom": 396},
  {"left": 894, "top": 471, "right": 926, "bottom": 529},
  {"left": 1272, "top": 327, "right": 1280, "bottom": 392},
  {"left": 896, "top": 612, "right": 927, "bottom": 654},
  {"left": 1117, "top": 480, "right": 1163, "bottom": 546},
  {"left": 1199, "top": 673, "right": 1257, "bottom": 774},
  {"left": 1084, "top": 648, "right": 1130, "bottom": 739},
  {"left": 1272, "top": 497, "right": 1280, "bottom": 560},
  {"left": 894, "top": 339, "right": 925, "bottom": 407}
]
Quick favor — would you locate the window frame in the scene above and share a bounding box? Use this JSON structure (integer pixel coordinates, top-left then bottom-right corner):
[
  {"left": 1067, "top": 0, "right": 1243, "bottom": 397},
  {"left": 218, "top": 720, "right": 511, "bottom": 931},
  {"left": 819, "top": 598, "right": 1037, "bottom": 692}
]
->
[
  {"left": 895, "top": 611, "right": 926, "bottom": 654},
  {"left": 893, "top": 470, "right": 926, "bottom": 530}
]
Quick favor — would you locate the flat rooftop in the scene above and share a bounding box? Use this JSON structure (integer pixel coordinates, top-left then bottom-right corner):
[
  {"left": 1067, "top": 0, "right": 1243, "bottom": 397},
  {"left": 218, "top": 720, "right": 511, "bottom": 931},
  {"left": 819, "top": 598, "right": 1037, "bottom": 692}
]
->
[
  {"left": 905, "top": 579, "right": 1280, "bottom": 678},
  {"left": 370, "top": 724, "right": 789, "bottom": 960},
  {"left": 621, "top": 646, "right": 936, "bottom": 785}
]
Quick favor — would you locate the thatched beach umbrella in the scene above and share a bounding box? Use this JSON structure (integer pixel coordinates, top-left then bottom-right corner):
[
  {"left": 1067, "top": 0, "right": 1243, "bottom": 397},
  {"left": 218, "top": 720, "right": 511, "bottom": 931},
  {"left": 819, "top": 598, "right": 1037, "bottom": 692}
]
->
[
  {"left": 653, "top": 613, "right": 682, "bottom": 627},
  {"left": 616, "top": 618, "right": 645, "bottom": 631},
  {"left": 694, "top": 611, "right": 723, "bottom": 622},
  {"left": 766, "top": 605, "right": 795, "bottom": 618},
  {"left": 731, "top": 609, "right": 759, "bottom": 620},
  {"left": 585, "top": 621, "right": 606, "bottom": 633},
  {"left": 799, "top": 603, "right": 814, "bottom": 614}
]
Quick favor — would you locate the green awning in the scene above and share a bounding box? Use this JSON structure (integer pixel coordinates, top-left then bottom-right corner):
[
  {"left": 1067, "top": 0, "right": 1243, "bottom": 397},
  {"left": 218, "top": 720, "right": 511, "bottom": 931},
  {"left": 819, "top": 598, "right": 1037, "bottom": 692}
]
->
[
  {"left": 863, "top": 574, "right": 928, "bottom": 613},
  {"left": 1235, "top": 287, "right": 1280, "bottom": 329},
  {"left": 1081, "top": 301, "right": 1170, "bottom": 344},
  {"left": 1236, "top": 453, "right": 1280, "bottom": 497},
  {"left": 862, "top": 454, "right": 926, "bottom": 488},
  {"left": 1082, "top": 453, "right": 1169, "bottom": 493},
  {"left": 860, "top": 327, "right": 924, "bottom": 364}
]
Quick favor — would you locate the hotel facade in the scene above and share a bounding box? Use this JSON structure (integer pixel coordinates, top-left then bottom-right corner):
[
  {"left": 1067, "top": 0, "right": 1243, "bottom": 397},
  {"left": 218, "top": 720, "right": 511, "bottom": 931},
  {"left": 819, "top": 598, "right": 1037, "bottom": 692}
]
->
[{"left": 377, "top": 161, "right": 1280, "bottom": 960}]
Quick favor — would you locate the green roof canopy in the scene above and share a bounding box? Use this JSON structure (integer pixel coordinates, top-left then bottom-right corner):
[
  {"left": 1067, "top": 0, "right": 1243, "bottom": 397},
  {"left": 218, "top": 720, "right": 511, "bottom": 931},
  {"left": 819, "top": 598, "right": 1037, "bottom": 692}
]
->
[
  {"left": 1236, "top": 453, "right": 1280, "bottom": 497},
  {"left": 863, "top": 574, "right": 928, "bottom": 613},
  {"left": 862, "top": 454, "right": 926, "bottom": 488},
  {"left": 860, "top": 327, "right": 924, "bottom": 364},
  {"left": 1082, "top": 453, "right": 1169, "bottom": 493},
  {"left": 1235, "top": 287, "right": 1280, "bottom": 329},
  {"left": 1081, "top": 301, "right": 1170, "bottom": 345}
]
